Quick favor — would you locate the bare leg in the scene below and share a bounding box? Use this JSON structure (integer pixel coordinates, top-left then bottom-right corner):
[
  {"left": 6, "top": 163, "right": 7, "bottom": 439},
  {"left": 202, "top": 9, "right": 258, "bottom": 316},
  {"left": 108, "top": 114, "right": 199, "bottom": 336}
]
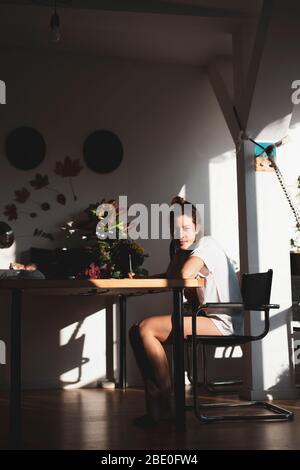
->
[
  {"left": 129, "top": 314, "right": 221, "bottom": 423},
  {"left": 129, "top": 319, "right": 170, "bottom": 422}
]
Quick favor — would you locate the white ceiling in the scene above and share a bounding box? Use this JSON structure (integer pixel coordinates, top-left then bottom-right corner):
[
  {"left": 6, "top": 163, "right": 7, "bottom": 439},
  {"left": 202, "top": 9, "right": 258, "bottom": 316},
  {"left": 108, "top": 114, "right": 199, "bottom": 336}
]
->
[{"left": 0, "top": 1, "right": 262, "bottom": 65}]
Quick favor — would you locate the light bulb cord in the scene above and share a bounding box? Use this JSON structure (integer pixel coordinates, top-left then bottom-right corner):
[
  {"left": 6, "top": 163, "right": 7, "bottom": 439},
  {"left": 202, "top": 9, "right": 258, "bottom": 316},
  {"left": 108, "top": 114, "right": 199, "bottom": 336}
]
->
[{"left": 233, "top": 106, "right": 300, "bottom": 230}]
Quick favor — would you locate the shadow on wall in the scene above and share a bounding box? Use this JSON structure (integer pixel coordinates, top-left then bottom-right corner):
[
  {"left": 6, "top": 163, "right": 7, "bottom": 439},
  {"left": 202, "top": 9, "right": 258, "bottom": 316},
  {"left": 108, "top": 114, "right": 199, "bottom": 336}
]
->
[{"left": 59, "top": 323, "right": 90, "bottom": 387}]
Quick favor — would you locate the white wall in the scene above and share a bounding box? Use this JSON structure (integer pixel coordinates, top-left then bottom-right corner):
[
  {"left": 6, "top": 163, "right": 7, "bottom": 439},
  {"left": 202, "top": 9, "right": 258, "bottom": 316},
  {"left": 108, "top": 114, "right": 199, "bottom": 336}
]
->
[
  {"left": 0, "top": 50, "right": 240, "bottom": 388},
  {"left": 233, "top": 7, "right": 300, "bottom": 398}
]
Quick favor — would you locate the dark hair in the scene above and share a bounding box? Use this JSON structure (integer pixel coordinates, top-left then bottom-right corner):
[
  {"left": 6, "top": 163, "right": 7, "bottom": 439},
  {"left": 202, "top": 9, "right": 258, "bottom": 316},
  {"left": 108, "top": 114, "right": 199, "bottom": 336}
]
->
[{"left": 169, "top": 195, "right": 201, "bottom": 239}]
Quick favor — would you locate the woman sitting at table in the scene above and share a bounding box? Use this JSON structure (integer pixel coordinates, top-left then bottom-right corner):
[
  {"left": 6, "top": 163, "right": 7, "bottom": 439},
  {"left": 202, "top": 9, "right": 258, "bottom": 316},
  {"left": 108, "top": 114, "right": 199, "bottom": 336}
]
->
[{"left": 128, "top": 196, "right": 243, "bottom": 426}]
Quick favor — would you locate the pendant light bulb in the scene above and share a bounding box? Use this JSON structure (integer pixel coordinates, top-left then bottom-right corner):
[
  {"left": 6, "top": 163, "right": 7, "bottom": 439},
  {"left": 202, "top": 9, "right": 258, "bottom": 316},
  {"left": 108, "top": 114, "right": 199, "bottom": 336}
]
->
[{"left": 50, "top": 3, "right": 61, "bottom": 43}]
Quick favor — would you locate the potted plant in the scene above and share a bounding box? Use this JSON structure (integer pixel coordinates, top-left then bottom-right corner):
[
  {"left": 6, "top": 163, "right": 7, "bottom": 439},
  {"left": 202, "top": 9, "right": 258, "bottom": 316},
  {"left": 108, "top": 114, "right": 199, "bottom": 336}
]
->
[
  {"left": 60, "top": 199, "right": 148, "bottom": 279},
  {"left": 290, "top": 236, "right": 300, "bottom": 275}
]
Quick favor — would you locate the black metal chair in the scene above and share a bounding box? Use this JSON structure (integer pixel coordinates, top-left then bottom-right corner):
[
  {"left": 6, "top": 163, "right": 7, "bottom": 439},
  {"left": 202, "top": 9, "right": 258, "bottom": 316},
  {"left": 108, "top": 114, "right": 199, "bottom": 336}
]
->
[
  {"left": 186, "top": 269, "right": 294, "bottom": 422},
  {"left": 170, "top": 240, "right": 242, "bottom": 392},
  {"left": 185, "top": 338, "right": 242, "bottom": 392}
]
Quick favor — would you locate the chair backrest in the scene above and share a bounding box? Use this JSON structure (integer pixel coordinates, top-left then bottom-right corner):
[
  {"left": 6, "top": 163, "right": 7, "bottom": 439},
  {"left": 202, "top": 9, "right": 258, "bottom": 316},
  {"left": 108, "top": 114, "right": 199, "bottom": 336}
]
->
[{"left": 241, "top": 269, "right": 273, "bottom": 307}]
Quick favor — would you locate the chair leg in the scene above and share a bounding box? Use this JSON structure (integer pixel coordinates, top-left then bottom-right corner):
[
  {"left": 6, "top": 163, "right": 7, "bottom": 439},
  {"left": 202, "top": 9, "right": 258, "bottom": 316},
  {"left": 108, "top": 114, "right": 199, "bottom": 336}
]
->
[
  {"left": 205, "top": 379, "right": 243, "bottom": 392},
  {"left": 195, "top": 401, "right": 294, "bottom": 422},
  {"left": 185, "top": 340, "right": 242, "bottom": 393},
  {"left": 184, "top": 340, "right": 198, "bottom": 411},
  {"left": 192, "top": 325, "right": 200, "bottom": 416},
  {"left": 202, "top": 343, "right": 207, "bottom": 385},
  {"left": 190, "top": 341, "right": 293, "bottom": 423},
  {"left": 203, "top": 343, "right": 243, "bottom": 393},
  {"left": 185, "top": 341, "right": 207, "bottom": 387},
  {"left": 185, "top": 340, "right": 194, "bottom": 385},
  {"left": 185, "top": 340, "right": 242, "bottom": 415}
]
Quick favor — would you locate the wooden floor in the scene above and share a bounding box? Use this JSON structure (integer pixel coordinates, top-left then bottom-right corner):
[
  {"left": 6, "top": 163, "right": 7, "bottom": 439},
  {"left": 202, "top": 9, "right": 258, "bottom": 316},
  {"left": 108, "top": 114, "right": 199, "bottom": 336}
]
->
[{"left": 0, "top": 386, "right": 300, "bottom": 450}]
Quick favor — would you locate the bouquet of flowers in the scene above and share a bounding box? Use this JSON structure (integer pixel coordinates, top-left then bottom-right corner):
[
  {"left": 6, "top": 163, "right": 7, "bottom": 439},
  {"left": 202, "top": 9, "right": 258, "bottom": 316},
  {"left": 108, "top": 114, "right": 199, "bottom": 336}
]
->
[{"left": 60, "top": 199, "right": 148, "bottom": 279}]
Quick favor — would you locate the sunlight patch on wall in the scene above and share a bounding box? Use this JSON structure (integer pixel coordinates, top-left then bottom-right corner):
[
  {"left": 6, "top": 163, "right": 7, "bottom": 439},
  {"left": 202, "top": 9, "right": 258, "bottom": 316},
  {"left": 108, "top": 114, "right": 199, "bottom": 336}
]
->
[
  {"left": 178, "top": 184, "right": 186, "bottom": 199},
  {"left": 208, "top": 150, "right": 239, "bottom": 268},
  {"left": 214, "top": 346, "right": 243, "bottom": 359}
]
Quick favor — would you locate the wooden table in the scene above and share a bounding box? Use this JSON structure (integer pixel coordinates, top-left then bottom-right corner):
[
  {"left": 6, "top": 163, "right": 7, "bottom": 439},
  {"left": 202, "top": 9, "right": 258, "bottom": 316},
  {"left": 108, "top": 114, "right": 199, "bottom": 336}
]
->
[{"left": 0, "top": 277, "right": 204, "bottom": 448}]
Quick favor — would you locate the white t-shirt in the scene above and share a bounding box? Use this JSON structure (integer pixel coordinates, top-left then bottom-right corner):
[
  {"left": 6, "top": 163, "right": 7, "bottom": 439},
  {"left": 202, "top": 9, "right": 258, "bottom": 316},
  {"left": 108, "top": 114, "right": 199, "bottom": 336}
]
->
[{"left": 190, "top": 236, "right": 243, "bottom": 335}]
